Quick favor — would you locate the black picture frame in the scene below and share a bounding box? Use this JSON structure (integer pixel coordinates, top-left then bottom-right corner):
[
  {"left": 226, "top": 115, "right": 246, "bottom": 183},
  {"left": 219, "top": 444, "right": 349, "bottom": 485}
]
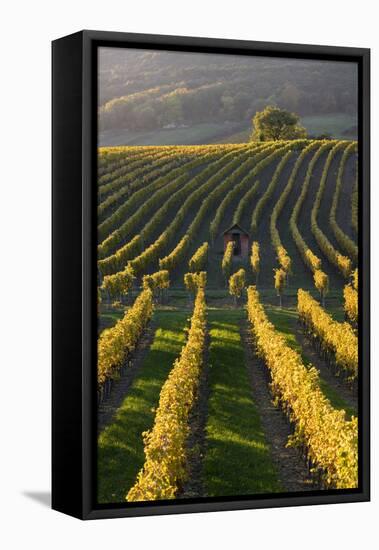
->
[{"left": 52, "top": 30, "right": 370, "bottom": 520}]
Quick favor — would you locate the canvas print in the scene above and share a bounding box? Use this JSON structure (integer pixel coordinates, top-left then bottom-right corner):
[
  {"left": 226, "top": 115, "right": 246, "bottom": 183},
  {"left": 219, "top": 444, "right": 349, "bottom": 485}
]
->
[{"left": 96, "top": 47, "right": 359, "bottom": 505}]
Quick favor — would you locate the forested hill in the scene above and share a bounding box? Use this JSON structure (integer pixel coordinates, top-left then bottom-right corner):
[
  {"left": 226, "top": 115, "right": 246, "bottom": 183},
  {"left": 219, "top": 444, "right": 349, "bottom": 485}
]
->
[{"left": 99, "top": 48, "right": 358, "bottom": 141}]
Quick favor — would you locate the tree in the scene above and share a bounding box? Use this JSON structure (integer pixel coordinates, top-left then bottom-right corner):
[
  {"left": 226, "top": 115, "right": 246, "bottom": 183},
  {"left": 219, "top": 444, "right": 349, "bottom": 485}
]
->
[{"left": 250, "top": 106, "right": 307, "bottom": 141}]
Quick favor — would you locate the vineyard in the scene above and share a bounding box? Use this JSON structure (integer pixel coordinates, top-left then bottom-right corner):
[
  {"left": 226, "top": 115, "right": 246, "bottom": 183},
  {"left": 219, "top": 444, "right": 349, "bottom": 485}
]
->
[{"left": 97, "top": 139, "right": 359, "bottom": 503}]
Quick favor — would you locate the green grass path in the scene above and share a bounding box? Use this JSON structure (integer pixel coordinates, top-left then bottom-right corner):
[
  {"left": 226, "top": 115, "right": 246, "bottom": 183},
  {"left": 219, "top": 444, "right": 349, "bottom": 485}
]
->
[
  {"left": 203, "top": 308, "right": 281, "bottom": 497},
  {"left": 97, "top": 310, "right": 188, "bottom": 503}
]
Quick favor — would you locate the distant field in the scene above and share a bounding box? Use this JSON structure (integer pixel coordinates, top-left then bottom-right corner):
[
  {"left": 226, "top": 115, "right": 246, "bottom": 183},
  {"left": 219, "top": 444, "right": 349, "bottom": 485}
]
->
[
  {"left": 99, "top": 113, "right": 357, "bottom": 146},
  {"left": 98, "top": 122, "right": 247, "bottom": 147},
  {"left": 301, "top": 113, "right": 357, "bottom": 139}
]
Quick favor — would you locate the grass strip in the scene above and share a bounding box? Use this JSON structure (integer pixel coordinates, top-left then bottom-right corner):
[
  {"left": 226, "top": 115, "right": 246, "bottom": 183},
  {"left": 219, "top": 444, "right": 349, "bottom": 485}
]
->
[{"left": 204, "top": 309, "right": 280, "bottom": 497}]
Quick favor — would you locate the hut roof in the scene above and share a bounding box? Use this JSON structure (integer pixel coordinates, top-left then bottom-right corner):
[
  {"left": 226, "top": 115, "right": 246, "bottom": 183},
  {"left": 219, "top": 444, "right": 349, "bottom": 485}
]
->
[{"left": 222, "top": 223, "right": 249, "bottom": 236}]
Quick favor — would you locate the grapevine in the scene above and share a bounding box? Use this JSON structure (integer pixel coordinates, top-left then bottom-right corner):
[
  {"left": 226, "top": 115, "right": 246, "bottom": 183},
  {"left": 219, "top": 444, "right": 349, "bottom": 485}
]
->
[
  {"left": 188, "top": 242, "right": 209, "bottom": 272},
  {"left": 250, "top": 241, "right": 260, "bottom": 284},
  {"left": 310, "top": 141, "right": 352, "bottom": 278},
  {"left": 127, "top": 286, "right": 207, "bottom": 501},
  {"left": 97, "top": 288, "right": 154, "bottom": 390},
  {"left": 247, "top": 286, "right": 358, "bottom": 489},
  {"left": 298, "top": 289, "right": 358, "bottom": 380},
  {"left": 329, "top": 142, "right": 358, "bottom": 262}
]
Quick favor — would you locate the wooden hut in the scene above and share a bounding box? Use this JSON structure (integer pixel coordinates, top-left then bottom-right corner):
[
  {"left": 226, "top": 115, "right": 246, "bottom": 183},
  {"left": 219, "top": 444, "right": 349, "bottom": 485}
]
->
[{"left": 223, "top": 223, "right": 249, "bottom": 258}]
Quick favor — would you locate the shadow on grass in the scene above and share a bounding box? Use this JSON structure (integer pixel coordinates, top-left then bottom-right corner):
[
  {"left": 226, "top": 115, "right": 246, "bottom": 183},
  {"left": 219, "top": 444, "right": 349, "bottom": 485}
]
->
[{"left": 204, "top": 312, "right": 281, "bottom": 497}]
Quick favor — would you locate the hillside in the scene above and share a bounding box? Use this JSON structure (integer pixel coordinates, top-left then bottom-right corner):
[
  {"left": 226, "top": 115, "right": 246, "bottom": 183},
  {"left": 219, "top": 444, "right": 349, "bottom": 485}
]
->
[
  {"left": 97, "top": 140, "right": 357, "bottom": 294},
  {"left": 98, "top": 49, "right": 358, "bottom": 144}
]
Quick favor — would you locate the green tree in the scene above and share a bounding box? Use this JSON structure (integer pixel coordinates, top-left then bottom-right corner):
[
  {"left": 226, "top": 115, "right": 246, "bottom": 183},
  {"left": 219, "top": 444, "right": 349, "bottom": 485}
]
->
[{"left": 250, "top": 105, "right": 307, "bottom": 141}]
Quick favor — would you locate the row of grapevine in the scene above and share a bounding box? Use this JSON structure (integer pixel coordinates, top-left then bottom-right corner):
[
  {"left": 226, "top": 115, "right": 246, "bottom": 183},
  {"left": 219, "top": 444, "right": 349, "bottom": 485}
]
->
[
  {"left": 98, "top": 145, "right": 210, "bottom": 173},
  {"left": 98, "top": 144, "right": 230, "bottom": 220},
  {"left": 127, "top": 285, "right": 207, "bottom": 501},
  {"left": 247, "top": 286, "right": 358, "bottom": 489},
  {"left": 98, "top": 147, "right": 165, "bottom": 185},
  {"left": 98, "top": 144, "right": 178, "bottom": 168},
  {"left": 329, "top": 142, "right": 358, "bottom": 262},
  {"left": 101, "top": 146, "right": 252, "bottom": 269},
  {"left": 273, "top": 267, "right": 286, "bottom": 306},
  {"left": 352, "top": 268, "right": 358, "bottom": 290},
  {"left": 101, "top": 264, "right": 135, "bottom": 299},
  {"left": 130, "top": 149, "right": 255, "bottom": 274},
  {"left": 344, "top": 269, "right": 358, "bottom": 324},
  {"left": 250, "top": 241, "right": 260, "bottom": 283},
  {"left": 233, "top": 180, "right": 259, "bottom": 226},
  {"left": 98, "top": 146, "right": 198, "bottom": 180},
  {"left": 97, "top": 288, "right": 154, "bottom": 389},
  {"left": 270, "top": 141, "right": 327, "bottom": 297},
  {"left": 159, "top": 235, "right": 190, "bottom": 271},
  {"left": 98, "top": 154, "right": 189, "bottom": 222},
  {"left": 310, "top": 141, "right": 353, "bottom": 278},
  {"left": 232, "top": 141, "right": 307, "bottom": 228},
  {"left": 159, "top": 143, "right": 298, "bottom": 275},
  {"left": 209, "top": 141, "right": 283, "bottom": 241},
  {"left": 344, "top": 284, "right": 358, "bottom": 325},
  {"left": 276, "top": 247, "right": 291, "bottom": 275},
  {"left": 98, "top": 149, "right": 222, "bottom": 250},
  {"left": 99, "top": 143, "right": 253, "bottom": 158},
  {"left": 98, "top": 149, "right": 136, "bottom": 176},
  {"left": 98, "top": 146, "right": 204, "bottom": 195},
  {"left": 98, "top": 149, "right": 170, "bottom": 199},
  {"left": 229, "top": 268, "right": 246, "bottom": 304},
  {"left": 251, "top": 149, "right": 294, "bottom": 233},
  {"left": 159, "top": 148, "right": 268, "bottom": 271},
  {"left": 270, "top": 141, "right": 321, "bottom": 270},
  {"left": 98, "top": 150, "right": 146, "bottom": 179},
  {"left": 222, "top": 241, "right": 234, "bottom": 283},
  {"left": 98, "top": 143, "right": 245, "bottom": 190},
  {"left": 289, "top": 141, "right": 332, "bottom": 270},
  {"left": 209, "top": 143, "right": 268, "bottom": 242},
  {"left": 289, "top": 142, "right": 333, "bottom": 296},
  {"left": 142, "top": 270, "right": 170, "bottom": 290},
  {"left": 298, "top": 289, "right": 358, "bottom": 380},
  {"left": 188, "top": 242, "right": 209, "bottom": 272},
  {"left": 184, "top": 271, "right": 207, "bottom": 294},
  {"left": 142, "top": 270, "right": 170, "bottom": 303},
  {"left": 98, "top": 235, "right": 142, "bottom": 278}
]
